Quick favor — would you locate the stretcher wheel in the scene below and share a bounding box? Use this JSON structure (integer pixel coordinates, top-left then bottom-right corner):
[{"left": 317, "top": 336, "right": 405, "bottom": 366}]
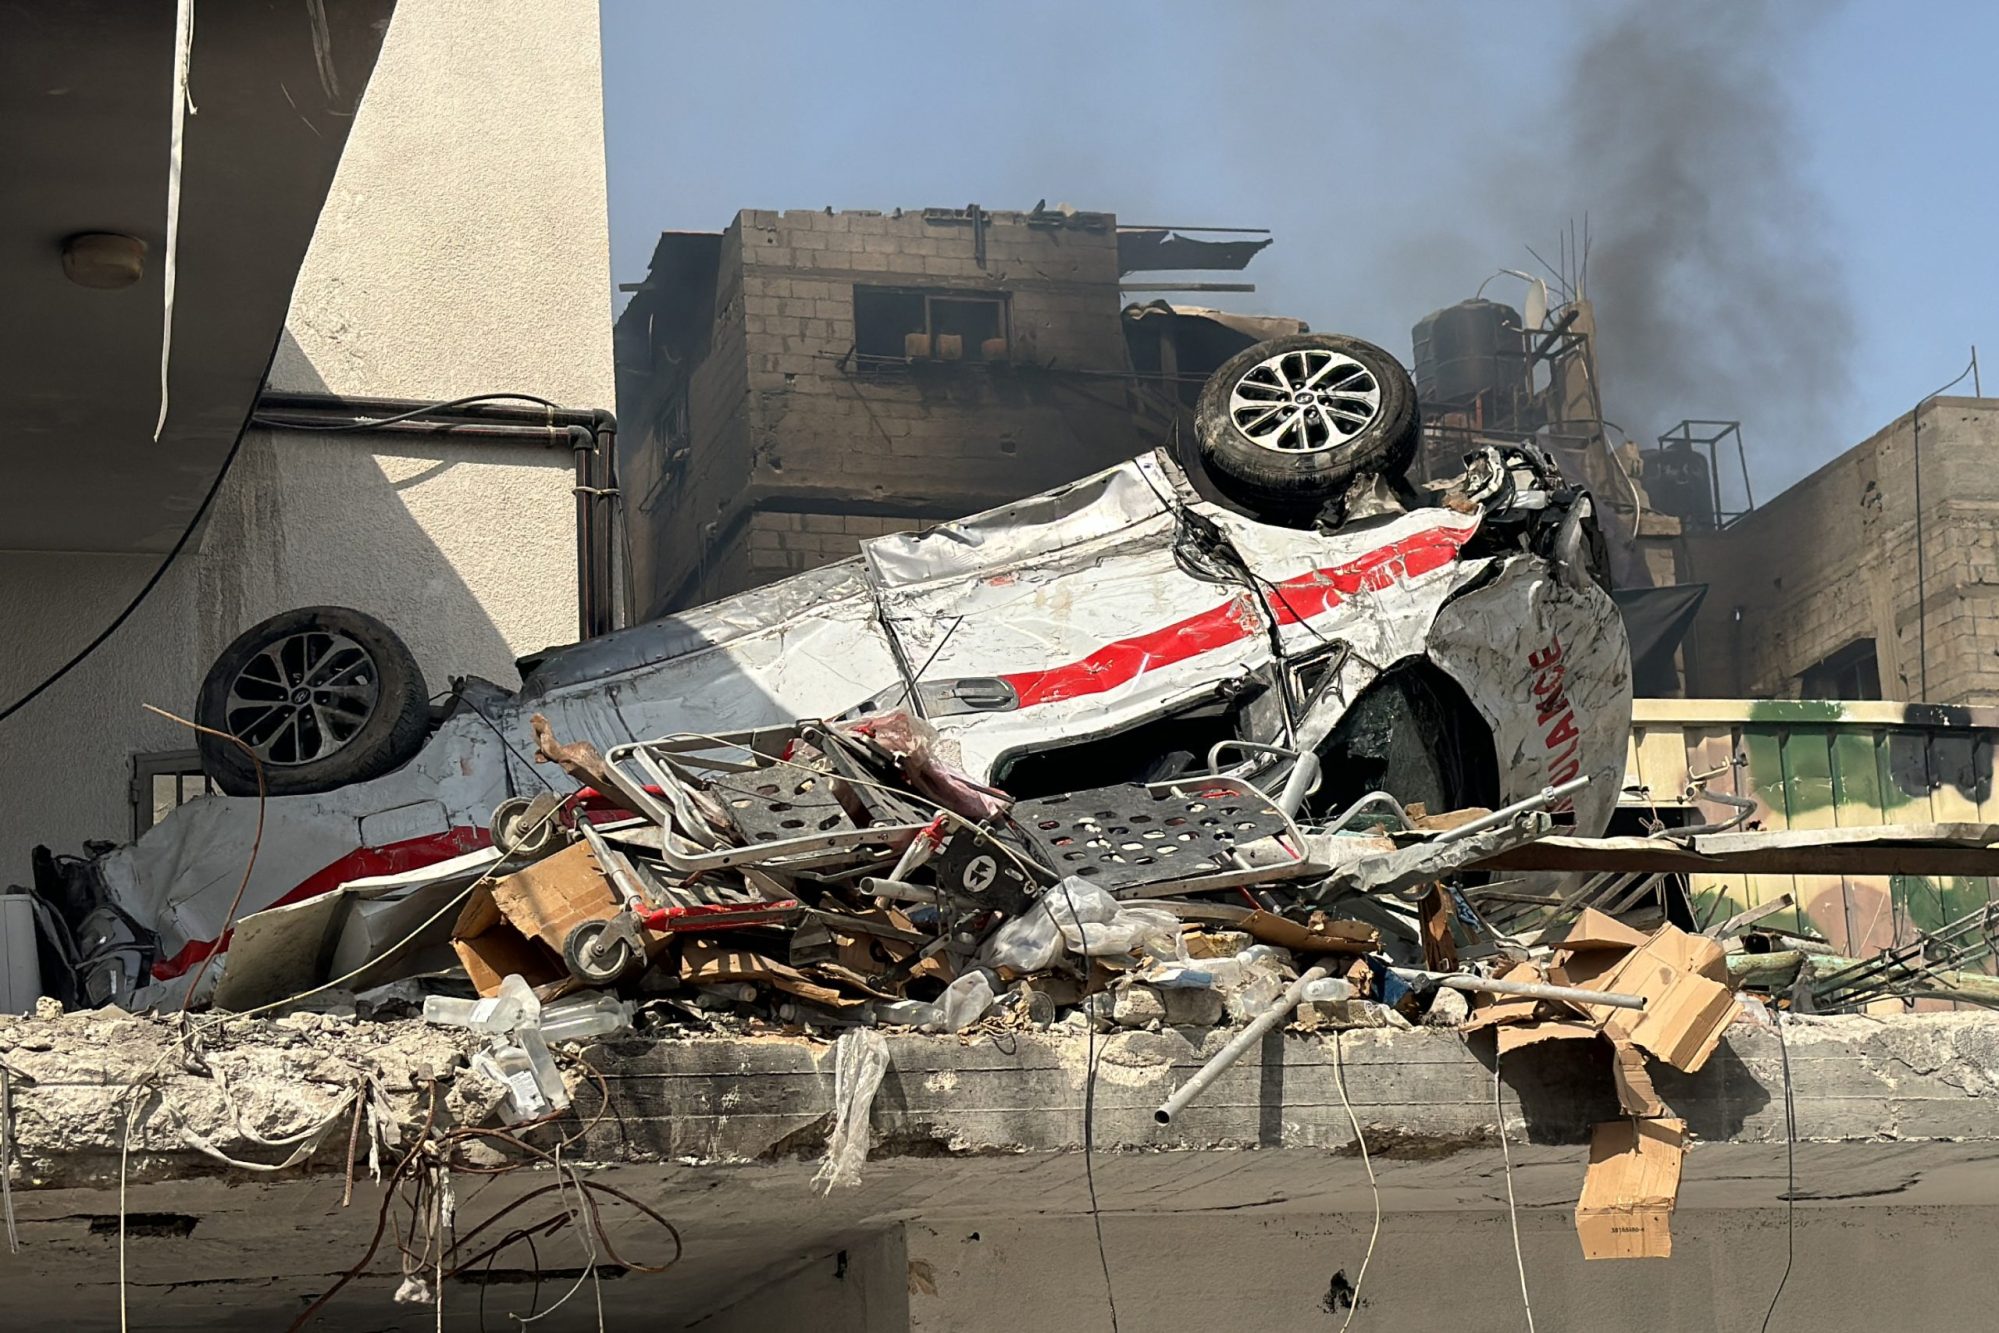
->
[
  {"left": 491, "top": 796, "right": 558, "bottom": 858},
  {"left": 563, "top": 919, "right": 634, "bottom": 984}
]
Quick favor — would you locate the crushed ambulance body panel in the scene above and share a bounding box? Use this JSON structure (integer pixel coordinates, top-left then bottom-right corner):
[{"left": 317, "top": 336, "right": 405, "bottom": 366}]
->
[{"left": 83, "top": 442, "right": 1629, "bottom": 999}]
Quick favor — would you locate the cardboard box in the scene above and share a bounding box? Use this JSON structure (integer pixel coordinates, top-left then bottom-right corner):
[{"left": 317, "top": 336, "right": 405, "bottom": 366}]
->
[
  {"left": 1576, "top": 1117, "right": 1685, "bottom": 1259},
  {"left": 1461, "top": 961, "right": 1558, "bottom": 1031},
  {"left": 451, "top": 842, "right": 636, "bottom": 996},
  {"left": 1553, "top": 918, "right": 1740, "bottom": 1075}
]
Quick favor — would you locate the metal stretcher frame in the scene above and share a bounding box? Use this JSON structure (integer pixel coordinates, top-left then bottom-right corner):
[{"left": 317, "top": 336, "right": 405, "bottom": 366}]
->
[{"left": 602, "top": 730, "right": 929, "bottom": 874}]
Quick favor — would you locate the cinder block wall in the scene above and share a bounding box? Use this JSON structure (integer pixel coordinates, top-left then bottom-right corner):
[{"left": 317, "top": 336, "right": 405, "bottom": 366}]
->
[
  {"left": 1686, "top": 398, "right": 1999, "bottom": 703},
  {"left": 638, "top": 208, "right": 1143, "bottom": 614}
]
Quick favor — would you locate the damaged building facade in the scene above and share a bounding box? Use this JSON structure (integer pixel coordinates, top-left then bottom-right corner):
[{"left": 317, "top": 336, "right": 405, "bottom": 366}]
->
[
  {"left": 613, "top": 207, "right": 1278, "bottom": 616},
  {"left": 7, "top": 5, "right": 1999, "bottom": 1332},
  {"left": 1672, "top": 397, "right": 1999, "bottom": 704},
  {"left": 615, "top": 207, "right": 1141, "bottom": 614}
]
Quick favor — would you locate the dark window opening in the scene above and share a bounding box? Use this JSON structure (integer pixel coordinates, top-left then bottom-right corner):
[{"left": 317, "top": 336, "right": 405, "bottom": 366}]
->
[
  {"left": 992, "top": 698, "right": 1245, "bottom": 800},
  {"left": 853, "top": 287, "right": 1009, "bottom": 364},
  {"left": 1799, "top": 638, "right": 1881, "bottom": 701}
]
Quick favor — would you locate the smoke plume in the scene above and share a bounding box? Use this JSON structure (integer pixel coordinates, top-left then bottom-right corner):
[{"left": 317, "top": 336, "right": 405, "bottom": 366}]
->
[{"left": 1547, "top": 2, "right": 1853, "bottom": 488}]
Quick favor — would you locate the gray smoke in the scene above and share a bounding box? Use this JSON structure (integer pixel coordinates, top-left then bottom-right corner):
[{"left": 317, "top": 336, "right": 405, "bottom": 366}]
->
[{"left": 1546, "top": 2, "right": 1853, "bottom": 484}]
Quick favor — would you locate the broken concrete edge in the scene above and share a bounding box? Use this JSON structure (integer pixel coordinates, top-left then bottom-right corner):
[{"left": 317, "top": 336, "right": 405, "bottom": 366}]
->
[{"left": 3, "top": 1008, "right": 1996, "bottom": 1194}]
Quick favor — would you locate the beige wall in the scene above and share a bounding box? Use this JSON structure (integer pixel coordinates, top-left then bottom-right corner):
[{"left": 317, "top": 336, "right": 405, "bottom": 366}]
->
[
  {"left": 0, "top": 0, "right": 613, "bottom": 877},
  {"left": 1687, "top": 398, "right": 1999, "bottom": 704}
]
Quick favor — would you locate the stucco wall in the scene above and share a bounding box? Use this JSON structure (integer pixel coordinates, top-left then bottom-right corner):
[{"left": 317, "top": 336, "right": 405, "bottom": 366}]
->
[
  {"left": 267, "top": 0, "right": 613, "bottom": 405},
  {"left": 0, "top": 0, "right": 613, "bottom": 879}
]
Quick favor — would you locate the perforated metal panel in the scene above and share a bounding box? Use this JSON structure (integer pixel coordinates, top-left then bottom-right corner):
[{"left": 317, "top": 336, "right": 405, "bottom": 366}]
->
[{"left": 1011, "top": 780, "right": 1288, "bottom": 891}]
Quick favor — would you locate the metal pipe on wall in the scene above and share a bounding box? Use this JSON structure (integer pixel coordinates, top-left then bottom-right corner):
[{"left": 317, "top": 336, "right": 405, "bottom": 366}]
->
[{"left": 252, "top": 392, "right": 620, "bottom": 642}]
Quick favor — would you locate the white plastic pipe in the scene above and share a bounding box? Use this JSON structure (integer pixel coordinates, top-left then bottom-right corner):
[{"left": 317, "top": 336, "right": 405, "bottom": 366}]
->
[{"left": 1155, "top": 965, "right": 1329, "bottom": 1125}]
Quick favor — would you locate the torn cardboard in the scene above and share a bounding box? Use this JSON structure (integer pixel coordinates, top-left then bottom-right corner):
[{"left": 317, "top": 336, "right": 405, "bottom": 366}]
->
[
  {"left": 1608, "top": 1036, "right": 1665, "bottom": 1117},
  {"left": 680, "top": 938, "right": 861, "bottom": 1009},
  {"left": 1492, "top": 1022, "right": 1662, "bottom": 1116},
  {"left": 1239, "top": 911, "right": 1378, "bottom": 956},
  {"left": 1576, "top": 1117, "right": 1685, "bottom": 1259},
  {"left": 1461, "top": 962, "right": 1558, "bottom": 1032},
  {"left": 452, "top": 842, "right": 661, "bottom": 996},
  {"left": 1545, "top": 916, "right": 1739, "bottom": 1074}
]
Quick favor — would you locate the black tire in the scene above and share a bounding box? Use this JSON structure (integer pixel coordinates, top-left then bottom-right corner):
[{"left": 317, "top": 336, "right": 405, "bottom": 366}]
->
[
  {"left": 195, "top": 606, "right": 430, "bottom": 797},
  {"left": 1193, "top": 333, "right": 1420, "bottom": 517}
]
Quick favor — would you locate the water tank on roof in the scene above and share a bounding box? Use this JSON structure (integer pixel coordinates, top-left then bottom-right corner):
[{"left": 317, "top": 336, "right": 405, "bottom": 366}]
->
[
  {"left": 1411, "top": 300, "right": 1526, "bottom": 411},
  {"left": 1641, "top": 443, "right": 1716, "bottom": 530}
]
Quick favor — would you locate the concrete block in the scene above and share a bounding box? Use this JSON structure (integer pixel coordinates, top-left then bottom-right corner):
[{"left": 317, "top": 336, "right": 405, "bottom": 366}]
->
[
  {"left": 1113, "top": 984, "right": 1224, "bottom": 1028},
  {"left": 1184, "top": 930, "right": 1255, "bottom": 960},
  {"left": 1295, "top": 999, "right": 1411, "bottom": 1031}
]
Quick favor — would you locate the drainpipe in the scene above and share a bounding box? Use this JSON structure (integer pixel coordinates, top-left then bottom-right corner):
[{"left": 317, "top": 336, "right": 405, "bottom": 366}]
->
[{"left": 252, "top": 393, "right": 620, "bottom": 642}]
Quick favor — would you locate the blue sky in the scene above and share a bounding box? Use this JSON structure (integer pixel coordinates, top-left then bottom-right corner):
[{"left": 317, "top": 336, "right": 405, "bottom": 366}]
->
[{"left": 601, "top": 1, "right": 1994, "bottom": 496}]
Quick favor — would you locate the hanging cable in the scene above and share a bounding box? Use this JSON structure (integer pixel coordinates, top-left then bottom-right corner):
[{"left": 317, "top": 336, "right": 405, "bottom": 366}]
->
[
  {"left": 1495, "top": 1050, "right": 1536, "bottom": 1332},
  {"left": 0, "top": 393, "right": 580, "bottom": 729},
  {"left": 1331, "top": 1033, "right": 1381, "bottom": 1331},
  {"left": 1059, "top": 872, "right": 1121, "bottom": 1333},
  {"left": 1757, "top": 1015, "right": 1797, "bottom": 1333},
  {"left": 155, "top": 0, "right": 196, "bottom": 441}
]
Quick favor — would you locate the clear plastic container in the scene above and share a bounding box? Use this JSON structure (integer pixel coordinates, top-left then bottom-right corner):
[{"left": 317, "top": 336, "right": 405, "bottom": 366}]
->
[
  {"left": 932, "top": 970, "right": 996, "bottom": 1032},
  {"left": 1299, "top": 977, "right": 1355, "bottom": 1003},
  {"left": 497, "top": 973, "right": 543, "bottom": 1024},
  {"left": 473, "top": 1043, "right": 549, "bottom": 1121},
  {"left": 422, "top": 993, "right": 523, "bottom": 1034},
  {"left": 869, "top": 998, "right": 942, "bottom": 1028},
  {"left": 540, "top": 992, "right": 634, "bottom": 1043}
]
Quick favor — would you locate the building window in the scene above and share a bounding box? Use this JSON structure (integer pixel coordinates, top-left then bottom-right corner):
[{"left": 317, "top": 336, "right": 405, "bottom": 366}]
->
[
  {"left": 853, "top": 286, "right": 1009, "bottom": 363},
  {"left": 1799, "top": 639, "right": 1881, "bottom": 701},
  {"left": 131, "top": 749, "right": 215, "bottom": 839}
]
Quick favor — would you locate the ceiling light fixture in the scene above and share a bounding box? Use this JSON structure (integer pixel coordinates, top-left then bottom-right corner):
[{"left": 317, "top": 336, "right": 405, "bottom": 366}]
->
[{"left": 61, "top": 232, "right": 147, "bottom": 289}]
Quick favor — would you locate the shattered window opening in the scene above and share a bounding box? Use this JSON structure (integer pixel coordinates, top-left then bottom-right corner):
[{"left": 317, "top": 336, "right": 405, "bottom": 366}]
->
[
  {"left": 853, "top": 286, "right": 1009, "bottom": 366},
  {"left": 1798, "top": 638, "right": 1881, "bottom": 701}
]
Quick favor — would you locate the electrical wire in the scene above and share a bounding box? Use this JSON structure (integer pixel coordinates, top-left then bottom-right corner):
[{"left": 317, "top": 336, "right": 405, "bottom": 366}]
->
[
  {"left": 1494, "top": 1049, "right": 1536, "bottom": 1332},
  {"left": 1058, "top": 871, "right": 1121, "bottom": 1333},
  {"left": 1757, "top": 1015, "right": 1797, "bottom": 1333},
  {"left": 0, "top": 393, "right": 576, "bottom": 731},
  {"left": 0, "top": 432, "right": 252, "bottom": 727},
  {"left": 0, "top": 1061, "right": 16, "bottom": 1253},
  {"left": 1330, "top": 1032, "right": 1380, "bottom": 1332}
]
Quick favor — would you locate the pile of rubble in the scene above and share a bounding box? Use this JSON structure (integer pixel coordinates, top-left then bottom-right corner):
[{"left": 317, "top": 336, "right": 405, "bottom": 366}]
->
[
  {"left": 369, "top": 711, "right": 1595, "bottom": 1054},
  {"left": 170, "top": 705, "right": 1783, "bottom": 1257}
]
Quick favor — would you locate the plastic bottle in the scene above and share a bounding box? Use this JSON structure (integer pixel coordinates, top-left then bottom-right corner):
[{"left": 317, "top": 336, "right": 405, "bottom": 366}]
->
[
  {"left": 473, "top": 1044, "right": 549, "bottom": 1121},
  {"left": 870, "top": 998, "right": 943, "bottom": 1028},
  {"left": 422, "top": 993, "right": 524, "bottom": 1033},
  {"left": 496, "top": 974, "right": 569, "bottom": 1111},
  {"left": 540, "top": 992, "right": 634, "bottom": 1043},
  {"left": 1299, "top": 976, "right": 1355, "bottom": 1003}
]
